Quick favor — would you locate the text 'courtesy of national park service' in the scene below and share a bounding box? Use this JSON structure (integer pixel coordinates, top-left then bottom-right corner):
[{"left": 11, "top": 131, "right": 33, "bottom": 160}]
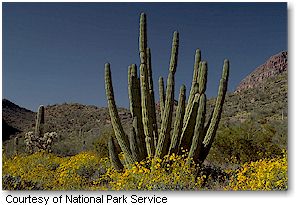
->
[{"left": 5, "top": 194, "right": 168, "bottom": 204}]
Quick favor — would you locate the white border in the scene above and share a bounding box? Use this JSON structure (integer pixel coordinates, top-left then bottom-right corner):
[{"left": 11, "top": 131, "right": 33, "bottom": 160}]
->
[{"left": 0, "top": 1, "right": 295, "bottom": 205}]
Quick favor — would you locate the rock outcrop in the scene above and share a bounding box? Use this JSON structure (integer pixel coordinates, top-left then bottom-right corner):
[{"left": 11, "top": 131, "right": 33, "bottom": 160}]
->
[{"left": 235, "top": 51, "right": 287, "bottom": 93}]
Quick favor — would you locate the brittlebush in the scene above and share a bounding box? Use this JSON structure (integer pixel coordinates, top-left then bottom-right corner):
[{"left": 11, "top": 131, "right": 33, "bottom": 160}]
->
[
  {"left": 3, "top": 150, "right": 287, "bottom": 191},
  {"left": 225, "top": 151, "right": 287, "bottom": 190},
  {"left": 2, "top": 151, "right": 108, "bottom": 190},
  {"left": 94, "top": 153, "right": 206, "bottom": 190}
]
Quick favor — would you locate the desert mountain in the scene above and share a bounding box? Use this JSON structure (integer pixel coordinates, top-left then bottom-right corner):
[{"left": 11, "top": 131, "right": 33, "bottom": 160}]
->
[{"left": 235, "top": 51, "right": 287, "bottom": 93}]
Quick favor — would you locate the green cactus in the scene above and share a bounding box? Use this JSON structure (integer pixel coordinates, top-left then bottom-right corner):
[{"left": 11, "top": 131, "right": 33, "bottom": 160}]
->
[
  {"left": 199, "top": 59, "right": 229, "bottom": 162},
  {"left": 108, "top": 136, "right": 124, "bottom": 171},
  {"left": 155, "top": 31, "right": 179, "bottom": 158},
  {"left": 35, "top": 105, "right": 45, "bottom": 139},
  {"left": 129, "top": 119, "right": 140, "bottom": 162},
  {"left": 128, "top": 64, "right": 147, "bottom": 160},
  {"left": 184, "top": 50, "right": 201, "bottom": 127},
  {"left": 105, "top": 12, "right": 230, "bottom": 169},
  {"left": 158, "top": 76, "right": 165, "bottom": 119},
  {"left": 146, "top": 48, "right": 159, "bottom": 148},
  {"left": 138, "top": 13, "right": 155, "bottom": 157},
  {"left": 105, "top": 63, "right": 137, "bottom": 164},
  {"left": 169, "top": 85, "right": 186, "bottom": 154}
]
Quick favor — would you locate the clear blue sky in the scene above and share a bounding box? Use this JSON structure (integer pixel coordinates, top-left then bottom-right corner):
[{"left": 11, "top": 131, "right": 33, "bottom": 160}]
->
[{"left": 2, "top": 2, "right": 287, "bottom": 111}]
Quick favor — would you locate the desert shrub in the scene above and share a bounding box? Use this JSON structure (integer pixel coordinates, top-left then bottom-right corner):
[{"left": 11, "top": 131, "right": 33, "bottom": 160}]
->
[
  {"left": 93, "top": 128, "right": 116, "bottom": 158},
  {"left": 225, "top": 151, "right": 287, "bottom": 190},
  {"left": 207, "top": 119, "right": 286, "bottom": 167},
  {"left": 24, "top": 131, "right": 58, "bottom": 153},
  {"left": 55, "top": 151, "right": 108, "bottom": 190}
]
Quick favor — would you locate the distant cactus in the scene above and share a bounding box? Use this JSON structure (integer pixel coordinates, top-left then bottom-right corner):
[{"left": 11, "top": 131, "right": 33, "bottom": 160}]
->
[
  {"left": 105, "top": 13, "right": 229, "bottom": 167},
  {"left": 14, "top": 136, "right": 19, "bottom": 155},
  {"left": 24, "top": 105, "right": 57, "bottom": 153},
  {"left": 35, "top": 105, "right": 44, "bottom": 139}
]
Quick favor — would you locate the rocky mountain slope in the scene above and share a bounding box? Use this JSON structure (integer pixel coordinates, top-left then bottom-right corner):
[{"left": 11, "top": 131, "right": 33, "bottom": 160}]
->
[
  {"left": 2, "top": 99, "right": 35, "bottom": 141},
  {"left": 206, "top": 51, "right": 288, "bottom": 124},
  {"left": 235, "top": 51, "right": 287, "bottom": 93}
]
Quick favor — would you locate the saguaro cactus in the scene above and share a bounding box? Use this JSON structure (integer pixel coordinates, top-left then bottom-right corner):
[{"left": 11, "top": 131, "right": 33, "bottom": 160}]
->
[{"left": 105, "top": 12, "right": 230, "bottom": 168}]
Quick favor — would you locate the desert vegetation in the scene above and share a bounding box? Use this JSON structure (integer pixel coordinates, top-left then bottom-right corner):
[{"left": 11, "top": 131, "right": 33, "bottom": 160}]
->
[{"left": 2, "top": 13, "right": 287, "bottom": 191}]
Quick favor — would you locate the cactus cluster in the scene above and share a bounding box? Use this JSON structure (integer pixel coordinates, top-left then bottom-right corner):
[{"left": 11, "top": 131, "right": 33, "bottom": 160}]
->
[{"left": 105, "top": 13, "right": 229, "bottom": 170}]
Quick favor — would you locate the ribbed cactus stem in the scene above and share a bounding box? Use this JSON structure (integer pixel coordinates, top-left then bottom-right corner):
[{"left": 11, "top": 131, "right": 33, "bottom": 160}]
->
[
  {"left": 169, "top": 85, "right": 186, "bottom": 154},
  {"left": 140, "top": 64, "right": 155, "bottom": 157},
  {"left": 155, "top": 72, "right": 175, "bottom": 158},
  {"left": 198, "top": 61, "right": 208, "bottom": 94},
  {"left": 158, "top": 76, "right": 165, "bottom": 118},
  {"left": 188, "top": 93, "right": 206, "bottom": 164},
  {"left": 105, "top": 63, "right": 136, "bottom": 164},
  {"left": 187, "top": 61, "right": 208, "bottom": 163},
  {"left": 146, "top": 48, "right": 159, "bottom": 147},
  {"left": 139, "top": 12, "right": 155, "bottom": 157},
  {"left": 179, "top": 93, "right": 200, "bottom": 151},
  {"left": 169, "top": 31, "right": 179, "bottom": 74},
  {"left": 35, "top": 105, "right": 44, "bottom": 138},
  {"left": 128, "top": 65, "right": 133, "bottom": 115},
  {"left": 200, "top": 59, "right": 229, "bottom": 161},
  {"left": 155, "top": 31, "right": 179, "bottom": 158},
  {"left": 128, "top": 64, "right": 147, "bottom": 159},
  {"left": 139, "top": 12, "right": 147, "bottom": 65},
  {"left": 184, "top": 50, "right": 201, "bottom": 123},
  {"left": 129, "top": 120, "right": 140, "bottom": 162},
  {"left": 108, "top": 136, "right": 124, "bottom": 171}
]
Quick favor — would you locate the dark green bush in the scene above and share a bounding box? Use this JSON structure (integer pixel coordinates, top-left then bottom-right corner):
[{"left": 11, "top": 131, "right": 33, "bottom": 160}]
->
[{"left": 206, "top": 119, "right": 287, "bottom": 167}]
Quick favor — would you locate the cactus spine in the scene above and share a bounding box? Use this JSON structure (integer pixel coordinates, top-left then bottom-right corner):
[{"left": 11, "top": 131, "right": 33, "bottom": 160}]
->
[{"left": 105, "top": 13, "right": 230, "bottom": 169}]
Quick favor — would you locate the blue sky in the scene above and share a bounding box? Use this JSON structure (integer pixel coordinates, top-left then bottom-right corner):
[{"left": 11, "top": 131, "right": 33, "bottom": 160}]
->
[{"left": 2, "top": 2, "right": 287, "bottom": 111}]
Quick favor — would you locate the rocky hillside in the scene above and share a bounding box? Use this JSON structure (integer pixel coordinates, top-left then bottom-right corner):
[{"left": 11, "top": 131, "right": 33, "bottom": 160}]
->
[
  {"left": 208, "top": 51, "right": 288, "bottom": 124},
  {"left": 235, "top": 51, "right": 287, "bottom": 93},
  {"left": 2, "top": 100, "right": 133, "bottom": 155},
  {"left": 2, "top": 99, "right": 35, "bottom": 141},
  {"left": 43, "top": 103, "right": 131, "bottom": 138}
]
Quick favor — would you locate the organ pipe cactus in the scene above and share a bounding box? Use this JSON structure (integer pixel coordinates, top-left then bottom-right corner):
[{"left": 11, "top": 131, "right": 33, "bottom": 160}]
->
[
  {"left": 105, "top": 13, "right": 230, "bottom": 167},
  {"left": 108, "top": 136, "right": 124, "bottom": 171}
]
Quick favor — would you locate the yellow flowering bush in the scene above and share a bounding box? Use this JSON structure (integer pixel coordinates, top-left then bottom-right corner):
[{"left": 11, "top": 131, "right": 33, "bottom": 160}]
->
[
  {"left": 3, "top": 151, "right": 64, "bottom": 189},
  {"left": 94, "top": 153, "right": 207, "bottom": 190},
  {"left": 2, "top": 151, "right": 109, "bottom": 190},
  {"left": 2, "top": 150, "right": 288, "bottom": 191},
  {"left": 225, "top": 152, "right": 288, "bottom": 190},
  {"left": 55, "top": 151, "right": 104, "bottom": 190}
]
